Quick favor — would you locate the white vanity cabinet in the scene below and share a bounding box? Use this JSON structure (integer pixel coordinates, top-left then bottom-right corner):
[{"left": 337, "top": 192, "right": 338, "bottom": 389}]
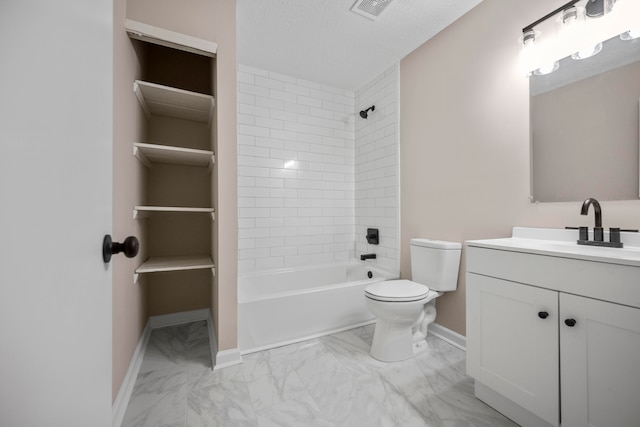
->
[
  {"left": 467, "top": 273, "right": 559, "bottom": 426},
  {"left": 559, "top": 293, "right": 640, "bottom": 427},
  {"left": 466, "top": 235, "right": 640, "bottom": 427}
]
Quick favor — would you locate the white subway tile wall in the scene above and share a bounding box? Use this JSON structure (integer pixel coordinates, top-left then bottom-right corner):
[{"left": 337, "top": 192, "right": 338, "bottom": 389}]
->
[
  {"left": 354, "top": 65, "right": 400, "bottom": 273},
  {"left": 237, "top": 65, "right": 356, "bottom": 272},
  {"left": 237, "top": 64, "right": 399, "bottom": 274}
]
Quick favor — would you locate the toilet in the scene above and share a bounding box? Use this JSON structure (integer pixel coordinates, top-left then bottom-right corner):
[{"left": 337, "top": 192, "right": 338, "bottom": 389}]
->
[{"left": 364, "top": 238, "right": 461, "bottom": 362}]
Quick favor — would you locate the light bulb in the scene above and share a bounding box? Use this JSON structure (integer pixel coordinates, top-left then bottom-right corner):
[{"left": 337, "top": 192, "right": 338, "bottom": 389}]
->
[{"left": 562, "top": 6, "right": 578, "bottom": 25}]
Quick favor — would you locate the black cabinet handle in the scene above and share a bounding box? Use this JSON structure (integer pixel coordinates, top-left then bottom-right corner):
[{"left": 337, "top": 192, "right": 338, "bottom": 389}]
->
[
  {"left": 103, "top": 235, "right": 139, "bottom": 263},
  {"left": 564, "top": 318, "right": 577, "bottom": 327},
  {"left": 538, "top": 311, "right": 549, "bottom": 319}
]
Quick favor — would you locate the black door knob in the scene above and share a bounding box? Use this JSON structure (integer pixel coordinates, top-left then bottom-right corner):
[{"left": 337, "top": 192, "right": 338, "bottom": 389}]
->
[
  {"left": 538, "top": 311, "right": 549, "bottom": 319},
  {"left": 564, "top": 318, "right": 577, "bottom": 327},
  {"left": 103, "top": 235, "right": 139, "bottom": 263}
]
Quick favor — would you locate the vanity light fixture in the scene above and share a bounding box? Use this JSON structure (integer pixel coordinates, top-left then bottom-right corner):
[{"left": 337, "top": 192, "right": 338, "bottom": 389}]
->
[
  {"left": 521, "top": 0, "right": 580, "bottom": 40},
  {"left": 519, "top": 0, "right": 640, "bottom": 75},
  {"left": 519, "top": 0, "right": 581, "bottom": 75}
]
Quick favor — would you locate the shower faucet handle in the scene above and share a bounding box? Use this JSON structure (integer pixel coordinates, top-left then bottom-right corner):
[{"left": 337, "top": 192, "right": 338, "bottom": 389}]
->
[{"left": 366, "top": 228, "right": 379, "bottom": 245}]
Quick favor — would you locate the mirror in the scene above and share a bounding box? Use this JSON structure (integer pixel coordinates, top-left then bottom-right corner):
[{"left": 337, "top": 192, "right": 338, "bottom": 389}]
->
[{"left": 530, "top": 34, "right": 640, "bottom": 202}]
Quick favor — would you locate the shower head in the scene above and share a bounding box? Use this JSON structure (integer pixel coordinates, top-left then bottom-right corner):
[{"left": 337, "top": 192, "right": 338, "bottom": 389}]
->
[{"left": 359, "top": 105, "right": 375, "bottom": 119}]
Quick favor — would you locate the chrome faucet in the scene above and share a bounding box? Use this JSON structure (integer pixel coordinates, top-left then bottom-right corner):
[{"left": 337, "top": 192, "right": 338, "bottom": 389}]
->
[{"left": 580, "top": 197, "right": 603, "bottom": 241}]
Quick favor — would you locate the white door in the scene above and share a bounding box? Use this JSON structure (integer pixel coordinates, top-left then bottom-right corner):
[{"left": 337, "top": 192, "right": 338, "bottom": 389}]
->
[
  {"left": 560, "top": 293, "right": 640, "bottom": 427},
  {"left": 0, "top": 1, "right": 113, "bottom": 426}
]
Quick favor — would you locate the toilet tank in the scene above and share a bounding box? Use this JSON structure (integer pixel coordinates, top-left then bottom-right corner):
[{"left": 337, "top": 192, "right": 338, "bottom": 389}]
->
[{"left": 410, "top": 238, "right": 461, "bottom": 291}]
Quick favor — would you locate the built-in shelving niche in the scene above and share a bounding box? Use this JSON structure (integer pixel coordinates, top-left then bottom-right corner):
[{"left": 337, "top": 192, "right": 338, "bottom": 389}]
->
[{"left": 128, "top": 24, "right": 216, "bottom": 314}]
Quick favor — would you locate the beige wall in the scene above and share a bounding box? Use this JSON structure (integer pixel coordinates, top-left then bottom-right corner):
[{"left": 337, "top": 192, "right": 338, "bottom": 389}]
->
[
  {"left": 112, "top": 0, "right": 148, "bottom": 401},
  {"left": 113, "top": 0, "right": 237, "bottom": 400},
  {"left": 400, "top": 0, "right": 640, "bottom": 335},
  {"left": 209, "top": 1, "right": 238, "bottom": 352}
]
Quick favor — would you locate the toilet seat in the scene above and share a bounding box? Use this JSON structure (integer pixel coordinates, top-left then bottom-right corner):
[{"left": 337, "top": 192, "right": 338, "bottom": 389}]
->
[{"left": 365, "top": 280, "right": 431, "bottom": 302}]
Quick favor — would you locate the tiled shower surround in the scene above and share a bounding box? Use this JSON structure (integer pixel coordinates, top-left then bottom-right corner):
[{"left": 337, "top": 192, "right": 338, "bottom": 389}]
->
[
  {"left": 237, "top": 64, "right": 399, "bottom": 273},
  {"left": 354, "top": 66, "right": 400, "bottom": 271}
]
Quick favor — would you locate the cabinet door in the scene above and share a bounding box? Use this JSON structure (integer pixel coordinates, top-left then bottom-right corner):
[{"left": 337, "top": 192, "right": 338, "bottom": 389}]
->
[
  {"left": 560, "top": 293, "right": 640, "bottom": 427},
  {"left": 467, "top": 273, "right": 559, "bottom": 426}
]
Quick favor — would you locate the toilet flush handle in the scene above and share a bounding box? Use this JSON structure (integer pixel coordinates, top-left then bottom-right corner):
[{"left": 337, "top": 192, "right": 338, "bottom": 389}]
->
[{"left": 102, "top": 235, "right": 139, "bottom": 263}]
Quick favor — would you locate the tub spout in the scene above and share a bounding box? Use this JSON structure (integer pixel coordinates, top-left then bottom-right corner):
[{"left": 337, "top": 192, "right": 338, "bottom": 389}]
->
[{"left": 360, "top": 253, "right": 376, "bottom": 261}]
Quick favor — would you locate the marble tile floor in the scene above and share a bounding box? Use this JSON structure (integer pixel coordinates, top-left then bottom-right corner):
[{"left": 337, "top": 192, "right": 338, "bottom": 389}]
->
[{"left": 121, "top": 321, "right": 518, "bottom": 427}]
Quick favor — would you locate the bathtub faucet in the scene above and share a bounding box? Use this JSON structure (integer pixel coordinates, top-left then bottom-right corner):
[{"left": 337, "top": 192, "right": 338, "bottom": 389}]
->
[{"left": 361, "top": 253, "right": 377, "bottom": 261}]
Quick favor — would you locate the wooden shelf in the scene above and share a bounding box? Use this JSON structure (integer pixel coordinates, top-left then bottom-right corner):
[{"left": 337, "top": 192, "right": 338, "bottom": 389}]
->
[
  {"left": 133, "top": 80, "right": 215, "bottom": 124},
  {"left": 134, "top": 255, "right": 215, "bottom": 282},
  {"left": 134, "top": 143, "right": 214, "bottom": 169},
  {"left": 133, "top": 206, "right": 215, "bottom": 220}
]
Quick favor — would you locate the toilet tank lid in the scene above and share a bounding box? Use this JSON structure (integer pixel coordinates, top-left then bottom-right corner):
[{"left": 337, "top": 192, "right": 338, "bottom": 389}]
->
[{"left": 410, "top": 238, "right": 461, "bottom": 250}]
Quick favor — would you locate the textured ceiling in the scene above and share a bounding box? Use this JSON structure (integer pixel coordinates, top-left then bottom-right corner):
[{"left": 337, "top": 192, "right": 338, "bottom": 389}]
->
[{"left": 237, "top": 0, "right": 483, "bottom": 91}]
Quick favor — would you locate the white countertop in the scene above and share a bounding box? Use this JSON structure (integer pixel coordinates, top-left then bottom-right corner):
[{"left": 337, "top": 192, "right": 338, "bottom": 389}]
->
[{"left": 466, "top": 227, "right": 640, "bottom": 268}]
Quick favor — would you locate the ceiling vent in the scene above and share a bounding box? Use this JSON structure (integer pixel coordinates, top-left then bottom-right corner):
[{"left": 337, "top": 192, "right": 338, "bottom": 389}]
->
[{"left": 350, "top": 0, "right": 394, "bottom": 21}]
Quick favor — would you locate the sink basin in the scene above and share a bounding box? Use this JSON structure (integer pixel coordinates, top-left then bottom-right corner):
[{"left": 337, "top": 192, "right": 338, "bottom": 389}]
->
[{"left": 466, "top": 227, "right": 640, "bottom": 267}]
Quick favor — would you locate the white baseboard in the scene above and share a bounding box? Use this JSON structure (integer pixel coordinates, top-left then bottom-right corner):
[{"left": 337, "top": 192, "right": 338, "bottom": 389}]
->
[
  {"left": 214, "top": 348, "right": 243, "bottom": 371},
  {"left": 207, "top": 315, "right": 217, "bottom": 370},
  {"left": 428, "top": 322, "right": 466, "bottom": 351},
  {"left": 112, "top": 321, "right": 152, "bottom": 427}
]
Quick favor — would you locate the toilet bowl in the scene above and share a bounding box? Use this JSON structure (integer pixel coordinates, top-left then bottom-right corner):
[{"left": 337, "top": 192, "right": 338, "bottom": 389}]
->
[{"left": 364, "top": 239, "right": 461, "bottom": 362}]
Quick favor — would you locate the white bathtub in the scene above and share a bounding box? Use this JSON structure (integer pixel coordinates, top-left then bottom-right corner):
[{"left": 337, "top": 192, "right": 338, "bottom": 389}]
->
[{"left": 238, "top": 260, "right": 398, "bottom": 354}]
